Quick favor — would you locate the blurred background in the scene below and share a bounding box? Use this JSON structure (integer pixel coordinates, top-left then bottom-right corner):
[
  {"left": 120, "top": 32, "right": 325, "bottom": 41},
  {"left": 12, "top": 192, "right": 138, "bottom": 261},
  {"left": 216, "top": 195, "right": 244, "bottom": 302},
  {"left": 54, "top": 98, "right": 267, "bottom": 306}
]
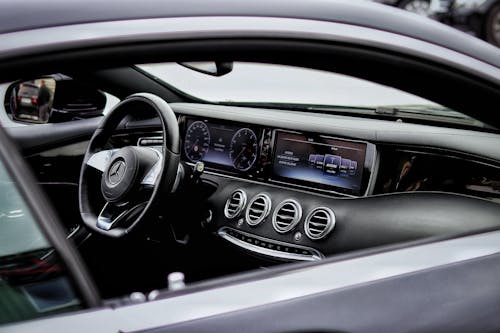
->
[{"left": 370, "top": 0, "right": 500, "bottom": 47}]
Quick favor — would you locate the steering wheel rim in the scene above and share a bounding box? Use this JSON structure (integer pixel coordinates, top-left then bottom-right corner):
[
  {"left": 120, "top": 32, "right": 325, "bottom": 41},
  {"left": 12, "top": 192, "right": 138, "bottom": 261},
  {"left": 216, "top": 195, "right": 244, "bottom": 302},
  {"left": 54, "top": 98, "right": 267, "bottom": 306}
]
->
[{"left": 79, "top": 93, "right": 180, "bottom": 237}]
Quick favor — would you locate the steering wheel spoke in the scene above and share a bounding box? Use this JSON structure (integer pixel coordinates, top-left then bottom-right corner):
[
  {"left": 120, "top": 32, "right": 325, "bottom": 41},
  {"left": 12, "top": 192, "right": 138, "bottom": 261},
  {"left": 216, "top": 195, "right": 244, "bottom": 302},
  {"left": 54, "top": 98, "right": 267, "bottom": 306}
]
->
[
  {"left": 86, "top": 149, "right": 119, "bottom": 172},
  {"left": 140, "top": 151, "right": 162, "bottom": 186},
  {"left": 96, "top": 201, "right": 148, "bottom": 231}
]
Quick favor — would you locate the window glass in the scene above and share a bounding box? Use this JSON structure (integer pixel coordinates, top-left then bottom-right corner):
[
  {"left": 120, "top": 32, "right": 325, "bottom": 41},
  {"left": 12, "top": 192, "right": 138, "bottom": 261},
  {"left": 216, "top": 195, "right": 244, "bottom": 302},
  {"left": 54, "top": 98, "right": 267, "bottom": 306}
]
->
[{"left": 0, "top": 161, "right": 82, "bottom": 325}]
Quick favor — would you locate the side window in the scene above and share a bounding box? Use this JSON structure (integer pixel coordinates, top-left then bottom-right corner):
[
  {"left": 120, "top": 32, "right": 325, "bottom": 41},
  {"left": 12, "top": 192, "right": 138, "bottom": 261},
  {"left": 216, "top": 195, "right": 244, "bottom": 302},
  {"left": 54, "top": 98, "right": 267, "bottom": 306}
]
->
[{"left": 0, "top": 161, "right": 83, "bottom": 325}]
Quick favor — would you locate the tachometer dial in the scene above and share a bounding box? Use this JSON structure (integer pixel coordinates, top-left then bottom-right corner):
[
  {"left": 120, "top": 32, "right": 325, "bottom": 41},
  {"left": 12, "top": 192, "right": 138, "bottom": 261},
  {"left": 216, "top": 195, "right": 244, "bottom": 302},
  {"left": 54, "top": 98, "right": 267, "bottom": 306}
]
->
[
  {"left": 184, "top": 121, "right": 210, "bottom": 162},
  {"left": 229, "top": 128, "right": 258, "bottom": 171}
]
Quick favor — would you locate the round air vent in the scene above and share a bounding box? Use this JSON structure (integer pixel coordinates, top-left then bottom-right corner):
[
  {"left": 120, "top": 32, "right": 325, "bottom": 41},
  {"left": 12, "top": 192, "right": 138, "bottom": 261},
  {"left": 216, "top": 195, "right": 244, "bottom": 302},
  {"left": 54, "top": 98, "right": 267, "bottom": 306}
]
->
[
  {"left": 272, "top": 199, "right": 302, "bottom": 233},
  {"left": 245, "top": 193, "right": 272, "bottom": 226},
  {"left": 224, "top": 189, "right": 247, "bottom": 219},
  {"left": 304, "top": 207, "right": 336, "bottom": 240}
]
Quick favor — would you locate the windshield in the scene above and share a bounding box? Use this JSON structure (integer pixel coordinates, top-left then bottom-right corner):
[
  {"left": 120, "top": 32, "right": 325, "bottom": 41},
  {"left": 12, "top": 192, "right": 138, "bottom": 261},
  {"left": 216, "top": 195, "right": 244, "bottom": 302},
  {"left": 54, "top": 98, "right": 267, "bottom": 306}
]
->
[
  {"left": 139, "top": 62, "right": 445, "bottom": 106},
  {"left": 138, "top": 62, "right": 483, "bottom": 127}
]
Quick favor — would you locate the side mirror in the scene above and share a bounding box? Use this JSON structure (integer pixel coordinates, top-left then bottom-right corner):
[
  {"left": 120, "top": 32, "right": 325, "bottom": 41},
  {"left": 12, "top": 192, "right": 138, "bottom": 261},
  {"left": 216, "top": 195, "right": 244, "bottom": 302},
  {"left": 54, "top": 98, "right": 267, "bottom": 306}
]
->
[
  {"left": 178, "top": 61, "right": 233, "bottom": 77},
  {"left": 10, "top": 78, "right": 56, "bottom": 124},
  {"left": 8, "top": 77, "right": 107, "bottom": 124}
]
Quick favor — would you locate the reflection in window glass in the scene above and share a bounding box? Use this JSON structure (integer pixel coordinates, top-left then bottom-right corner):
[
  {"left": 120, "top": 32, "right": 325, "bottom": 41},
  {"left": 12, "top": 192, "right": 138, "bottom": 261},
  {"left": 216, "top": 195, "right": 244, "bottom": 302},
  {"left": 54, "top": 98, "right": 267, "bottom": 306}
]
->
[
  {"left": 0, "top": 162, "right": 82, "bottom": 325},
  {"left": 0, "top": 166, "right": 49, "bottom": 257}
]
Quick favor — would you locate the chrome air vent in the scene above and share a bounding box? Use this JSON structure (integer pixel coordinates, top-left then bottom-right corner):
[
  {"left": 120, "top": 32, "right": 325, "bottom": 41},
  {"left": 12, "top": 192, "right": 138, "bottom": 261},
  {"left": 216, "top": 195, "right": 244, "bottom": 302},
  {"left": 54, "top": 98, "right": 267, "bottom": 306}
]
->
[
  {"left": 224, "top": 189, "right": 247, "bottom": 219},
  {"left": 272, "top": 199, "right": 302, "bottom": 233},
  {"left": 304, "top": 207, "right": 336, "bottom": 240},
  {"left": 245, "top": 193, "right": 272, "bottom": 226}
]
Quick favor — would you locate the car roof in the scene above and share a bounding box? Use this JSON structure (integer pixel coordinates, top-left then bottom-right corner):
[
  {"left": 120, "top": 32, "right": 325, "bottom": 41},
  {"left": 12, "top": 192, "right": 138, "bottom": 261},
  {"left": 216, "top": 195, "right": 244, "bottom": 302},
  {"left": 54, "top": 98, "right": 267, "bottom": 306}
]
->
[{"left": 0, "top": 0, "right": 499, "bottom": 67}]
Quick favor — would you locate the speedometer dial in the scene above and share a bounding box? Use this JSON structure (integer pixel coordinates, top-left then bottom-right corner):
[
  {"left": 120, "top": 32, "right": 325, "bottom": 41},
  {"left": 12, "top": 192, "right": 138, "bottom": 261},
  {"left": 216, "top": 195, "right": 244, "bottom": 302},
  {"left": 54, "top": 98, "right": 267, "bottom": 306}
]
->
[
  {"left": 229, "top": 128, "right": 258, "bottom": 171},
  {"left": 184, "top": 121, "right": 210, "bottom": 162}
]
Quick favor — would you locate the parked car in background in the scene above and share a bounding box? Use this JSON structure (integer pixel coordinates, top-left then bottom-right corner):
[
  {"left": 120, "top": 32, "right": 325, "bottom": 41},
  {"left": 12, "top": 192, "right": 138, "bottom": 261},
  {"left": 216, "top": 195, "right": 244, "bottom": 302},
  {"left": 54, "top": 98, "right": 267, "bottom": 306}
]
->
[
  {"left": 373, "top": 0, "right": 500, "bottom": 47},
  {"left": 444, "top": 0, "right": 500, "bottom": 47},
  {"left": 371, "top": 0, "right": 449, "bottom": 16}
]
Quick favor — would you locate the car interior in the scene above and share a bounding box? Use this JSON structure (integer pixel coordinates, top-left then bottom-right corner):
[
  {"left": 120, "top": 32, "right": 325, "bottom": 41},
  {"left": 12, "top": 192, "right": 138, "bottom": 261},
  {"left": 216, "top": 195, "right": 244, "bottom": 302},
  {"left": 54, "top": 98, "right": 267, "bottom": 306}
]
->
[{"left": 1, "top": 37, "right": 500, "bottom": 316}]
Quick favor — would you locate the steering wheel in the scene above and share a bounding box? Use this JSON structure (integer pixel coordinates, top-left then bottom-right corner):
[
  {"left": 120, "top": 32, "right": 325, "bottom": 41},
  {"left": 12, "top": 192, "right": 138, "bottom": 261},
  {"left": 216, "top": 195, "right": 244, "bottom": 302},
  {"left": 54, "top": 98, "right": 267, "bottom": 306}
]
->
[{"left": 79, "top": 93, "right": 181, "bottom": 237}]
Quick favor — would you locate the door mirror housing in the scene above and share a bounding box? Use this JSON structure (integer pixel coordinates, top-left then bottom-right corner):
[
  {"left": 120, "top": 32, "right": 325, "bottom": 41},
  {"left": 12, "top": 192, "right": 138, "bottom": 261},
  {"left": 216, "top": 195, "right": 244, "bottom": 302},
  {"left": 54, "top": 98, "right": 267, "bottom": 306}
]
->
[{"left": 7, "top": 76, "right": 107, "bottom": 124}]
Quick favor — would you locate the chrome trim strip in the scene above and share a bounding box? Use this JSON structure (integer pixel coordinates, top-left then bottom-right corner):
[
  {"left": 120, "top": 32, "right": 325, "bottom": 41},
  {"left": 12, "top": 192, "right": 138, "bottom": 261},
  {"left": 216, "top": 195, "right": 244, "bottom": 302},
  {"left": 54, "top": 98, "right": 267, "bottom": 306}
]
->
[
  {"left": 5, "top": 230, "right": 500, "bottom": 333},
  {"left": 0, "top": 17, "right": 498, "bottom": 84},
  {"left": 218, "top": 227, "right": 323, "bottom": 262},
  {"left": 137, "top": 136, "right": 163, "bottom": 147}
]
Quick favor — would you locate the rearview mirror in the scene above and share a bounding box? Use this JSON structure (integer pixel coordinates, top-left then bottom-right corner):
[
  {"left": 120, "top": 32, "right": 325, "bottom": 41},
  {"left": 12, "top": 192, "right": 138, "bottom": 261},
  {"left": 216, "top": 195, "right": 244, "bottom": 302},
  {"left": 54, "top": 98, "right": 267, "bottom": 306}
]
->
[
  {"left": 10, "top": 78, "right": 56, "bottom": 123},
  {"left": 178, "top": 61, "right": 233, "bottom": 76}
]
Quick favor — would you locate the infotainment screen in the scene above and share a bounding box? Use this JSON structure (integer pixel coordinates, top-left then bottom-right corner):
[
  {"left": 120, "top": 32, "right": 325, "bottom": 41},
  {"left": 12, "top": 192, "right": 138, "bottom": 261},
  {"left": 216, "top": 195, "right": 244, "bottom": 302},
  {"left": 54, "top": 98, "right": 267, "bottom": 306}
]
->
[{"left": 273, "top": 131, "right": 367, "bottom": 195}]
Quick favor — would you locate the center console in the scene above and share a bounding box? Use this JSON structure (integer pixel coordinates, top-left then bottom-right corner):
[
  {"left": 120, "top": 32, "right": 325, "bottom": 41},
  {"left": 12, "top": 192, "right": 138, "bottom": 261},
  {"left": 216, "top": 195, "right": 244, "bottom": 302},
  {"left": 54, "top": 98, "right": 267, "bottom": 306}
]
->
[
  {"left": 148, "top": 116, "right": 379, "bottom": 262},
  {"left": 136, "top": 116, "right": 378, "bottom": 261}
]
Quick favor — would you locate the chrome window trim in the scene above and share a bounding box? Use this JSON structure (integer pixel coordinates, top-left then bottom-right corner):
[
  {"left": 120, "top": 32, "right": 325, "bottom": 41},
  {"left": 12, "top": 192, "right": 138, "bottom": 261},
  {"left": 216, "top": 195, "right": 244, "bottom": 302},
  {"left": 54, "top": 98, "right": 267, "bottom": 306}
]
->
[{"left": 0, "top": 17, "right": 498, "bottom": 84}]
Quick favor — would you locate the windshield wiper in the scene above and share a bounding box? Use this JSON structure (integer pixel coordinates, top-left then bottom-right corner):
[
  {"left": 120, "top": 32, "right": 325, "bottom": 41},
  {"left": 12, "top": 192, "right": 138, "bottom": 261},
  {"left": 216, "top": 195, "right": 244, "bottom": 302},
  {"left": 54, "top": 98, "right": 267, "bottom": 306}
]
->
[
  {"left": 375, "top": 105, "right": 467, "bottom": 119},
  {"left": 374, "top": 105, "right": 493, "bottom": 129}
]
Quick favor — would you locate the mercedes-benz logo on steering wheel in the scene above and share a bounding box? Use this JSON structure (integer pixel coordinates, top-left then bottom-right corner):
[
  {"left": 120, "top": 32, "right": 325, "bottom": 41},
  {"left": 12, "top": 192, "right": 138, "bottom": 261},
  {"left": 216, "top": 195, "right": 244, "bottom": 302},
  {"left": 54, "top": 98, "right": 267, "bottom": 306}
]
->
[{"left": 108, "top": 160, "right": 126, "bottom": 185}]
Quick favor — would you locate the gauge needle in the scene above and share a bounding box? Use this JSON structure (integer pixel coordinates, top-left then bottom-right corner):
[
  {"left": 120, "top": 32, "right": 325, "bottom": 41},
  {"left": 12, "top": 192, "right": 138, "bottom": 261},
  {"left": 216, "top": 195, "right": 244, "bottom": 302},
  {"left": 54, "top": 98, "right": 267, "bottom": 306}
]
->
[{"left": 233, "top": 145, "right": 248, "bottom": 165}]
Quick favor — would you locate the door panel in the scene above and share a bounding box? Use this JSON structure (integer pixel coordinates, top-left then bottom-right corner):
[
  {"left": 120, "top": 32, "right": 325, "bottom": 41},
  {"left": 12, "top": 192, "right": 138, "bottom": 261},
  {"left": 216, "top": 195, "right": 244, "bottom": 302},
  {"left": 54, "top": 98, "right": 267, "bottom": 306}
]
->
[{"left": 141, "top": 253, "right": 500, "bottom": 333}]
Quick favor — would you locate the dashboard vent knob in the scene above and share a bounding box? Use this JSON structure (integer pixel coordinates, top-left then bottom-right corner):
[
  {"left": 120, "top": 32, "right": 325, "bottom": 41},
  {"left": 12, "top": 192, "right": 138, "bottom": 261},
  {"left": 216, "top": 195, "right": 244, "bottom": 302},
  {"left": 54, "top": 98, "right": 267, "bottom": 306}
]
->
[
  {"left": 304, "top": 207, "right": 336, "bottom": 240},
  {"left": 272, "top": 199, "right": 302, "bottom": 233},
  {"left": 224, "top": 189, "right": 247, "bottom": 219},
  {"left": 245, "top": 193, "right": 272, "bottom": 226}
]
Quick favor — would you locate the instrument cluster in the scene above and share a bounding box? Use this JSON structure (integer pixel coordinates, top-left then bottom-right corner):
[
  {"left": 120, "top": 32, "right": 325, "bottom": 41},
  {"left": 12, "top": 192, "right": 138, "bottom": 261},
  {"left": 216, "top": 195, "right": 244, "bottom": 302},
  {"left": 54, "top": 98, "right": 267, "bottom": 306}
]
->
[{"left": 182, "top": 118, "right": 261, "bottom": 173}]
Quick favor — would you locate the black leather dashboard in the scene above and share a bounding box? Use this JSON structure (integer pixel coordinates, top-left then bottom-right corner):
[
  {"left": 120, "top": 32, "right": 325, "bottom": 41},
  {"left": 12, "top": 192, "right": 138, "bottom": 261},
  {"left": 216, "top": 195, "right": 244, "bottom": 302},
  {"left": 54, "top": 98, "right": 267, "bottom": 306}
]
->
[{"left": 169, "top": 104, "right": 500, "bottom": 261}]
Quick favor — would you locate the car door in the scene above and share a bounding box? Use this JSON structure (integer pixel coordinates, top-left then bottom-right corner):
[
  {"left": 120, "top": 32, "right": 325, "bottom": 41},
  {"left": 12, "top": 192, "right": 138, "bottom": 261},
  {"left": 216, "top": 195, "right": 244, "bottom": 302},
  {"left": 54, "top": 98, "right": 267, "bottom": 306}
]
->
[{"left": 0, "top": 122, "right": 100, "bottom": 327}]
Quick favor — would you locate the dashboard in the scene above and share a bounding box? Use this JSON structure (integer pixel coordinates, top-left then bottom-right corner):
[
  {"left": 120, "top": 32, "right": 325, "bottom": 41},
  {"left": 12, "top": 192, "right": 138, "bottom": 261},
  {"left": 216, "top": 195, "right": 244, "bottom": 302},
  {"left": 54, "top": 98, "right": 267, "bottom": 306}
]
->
[{"left": 129, "top": 103, "right": 500, "bottom": 263}]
